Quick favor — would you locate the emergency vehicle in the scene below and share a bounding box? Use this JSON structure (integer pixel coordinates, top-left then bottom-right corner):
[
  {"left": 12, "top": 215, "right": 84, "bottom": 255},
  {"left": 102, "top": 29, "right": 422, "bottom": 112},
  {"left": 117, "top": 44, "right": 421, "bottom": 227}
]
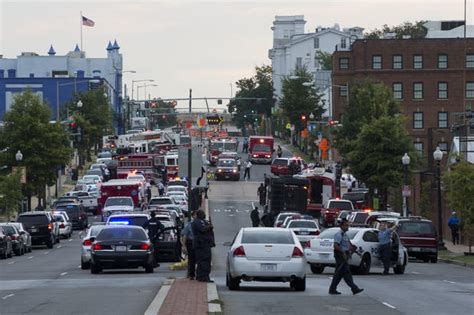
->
[
  {"left": 248, "top": 136, "right": 274, "bottom": 164},
  {"left": 116, "top": 154, "right": 162, "bottom": 184},
  {"left": 164, "top": 151, "right": 179, "bottom": 179},
  {"left": 98, "top": 179, "right": 146, "bottom": 213},
  {"left": 208, "top": 138, "right": 238, "bottom": 166}
]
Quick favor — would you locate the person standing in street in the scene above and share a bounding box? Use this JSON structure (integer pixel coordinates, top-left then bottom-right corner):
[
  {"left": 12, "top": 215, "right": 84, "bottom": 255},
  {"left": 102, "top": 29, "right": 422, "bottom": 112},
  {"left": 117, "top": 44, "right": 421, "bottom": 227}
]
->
[
  {"left": 258, "top": 183, "right": 266, "bottom": 206},
  {"left": 146, "top": 181, "right": 152, "bottom": 203},
  {"left": 329, "top": 219, "right": 364, "bottom": 295},
  {"left": 243, "top": 160, "right": 252, "bottom": 180},
  {"left": 191, "top": 210, "right": 215, "bottom": 282},
  {"left": 276, "top": 145, "right": 283, "bottom": 158},
  {"left": 157, "top": 181, "right": 165, "bottom": 196},
  {"left": 142, "top": 211, "right": 165, "bottom": 267},
  {"left": 448, "top": 211, "right": 460, "bottom": 245},
  {"left": 250, "top": 206, "right": 260, "bottom": 227},
  {"left": 181, "top": 211, "right": 197, "bottom": 280},
  {"left": 378, "top": 222, "right": 396, "bottom": 275},
  {"left": 242, "top": 138, "right": 249, "bottom": 153}
]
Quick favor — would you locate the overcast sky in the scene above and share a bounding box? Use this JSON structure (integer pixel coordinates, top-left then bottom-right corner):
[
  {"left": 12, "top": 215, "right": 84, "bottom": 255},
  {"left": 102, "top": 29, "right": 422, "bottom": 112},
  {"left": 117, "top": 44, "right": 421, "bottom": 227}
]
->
[{"left": 0, "top": 0, "right": 471, "bottom": 110}]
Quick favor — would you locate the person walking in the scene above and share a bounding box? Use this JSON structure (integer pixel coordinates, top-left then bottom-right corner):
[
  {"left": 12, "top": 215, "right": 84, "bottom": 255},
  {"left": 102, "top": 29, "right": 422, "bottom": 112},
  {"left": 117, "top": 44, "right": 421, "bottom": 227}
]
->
[
  {"left": 378, "top": 222, "right": 396, "bottom": 275},
  {"left": 181, "top": 211, "right": 197, "bottom": 280},
  {"left": 243, "top": 160, "right": 252, "bottom": 180},
  {"left": 142, "top": 211, "right": 165, "bottom": 267},
  {"left": 250, "top": 206, "right": 260, "bottom": 227},
  {"left": 157, "top": 181, "right": 165, "bottom": 196},
  {"left": 242, "top": 138, "right": 249, "bottom": 153},
  {"left": 146, "top": 181, "right": 152, "bottom": 203},
  {"left": 448, "top": 211, "right": 460, "bottom": 245},
  {"left": 276, "top": 145, "right": 283, "bottom": 158},
  {"left": 258, "top": 183, "right": 266, "bottom": 206},
  {"left": 329, "top": 219, "right": 364, "bottom": 295},
  {"left": 191, "top": 210, "right": 215, "bottom": 282}
]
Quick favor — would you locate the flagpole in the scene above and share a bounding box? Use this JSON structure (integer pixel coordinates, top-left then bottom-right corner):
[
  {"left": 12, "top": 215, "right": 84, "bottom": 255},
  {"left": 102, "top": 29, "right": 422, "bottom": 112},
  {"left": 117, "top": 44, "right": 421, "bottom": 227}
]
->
[{"left": 80, "top": 11, "right": 83, "bottom": 51}]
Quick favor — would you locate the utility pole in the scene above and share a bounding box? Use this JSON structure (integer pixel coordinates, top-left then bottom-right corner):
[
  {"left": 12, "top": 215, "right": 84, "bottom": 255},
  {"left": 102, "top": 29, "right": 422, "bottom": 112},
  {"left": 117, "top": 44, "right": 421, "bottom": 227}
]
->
[{"left": 187, "top": 88, "right": 192, "bottom": 220}]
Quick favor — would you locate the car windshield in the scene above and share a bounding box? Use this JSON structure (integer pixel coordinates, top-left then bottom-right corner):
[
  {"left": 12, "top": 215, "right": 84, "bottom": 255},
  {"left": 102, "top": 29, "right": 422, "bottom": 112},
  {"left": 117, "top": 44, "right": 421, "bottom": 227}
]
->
[
  {"left": 352, "top": 213, "right": 369, "bottom": 223},
  {"left": 96, "top": 227, "right": 147, "bottom": 240},
  {"left": 168, "top": 187, "right": 185, "bottom": 193},
  {"left": 1, "top": 225, "right": 16, "bottom": 234},
  {"left": 150, "top": 198, "right": 172, "bottom": 205},
  {"left": 399, "top": 222, "right": 435, "bottom": 234},
  {"left": 217, "top": 159, "right": 235, "bottom": 167},
  {"left": 253, "top": 144, "right": 271, "bottom": 152},
  {"left": 53, "top": 215, "right": 65, "bottom": 222},
  {"left": 105, "top": 198, "right": 133, "bottom": 207},
  {"left": 319, "top": 228, "right": 358, "bottom": 240},
  {"left": 288, "top": 221, "right": 317, "bottom": 228},
  {"left": 108, "top": 216, "right": 148, "bottom": 227},
  {"left": 328, "top": 201, "right": 353, "bottom": 210},
  {"left": 273, "top": 159, "right": 287, "bottom": 166},
  {"left": 277, "top": 214, "right": 294, "bottom": 223},
  {"left": 56, "top": 205, "right": 79, "bottom": 217},
  {"left": 17, "top": 215, "right": 49, "bottom": 225},
  {"left": 241, "top": 230, "right": 295, "bottom": 244}
]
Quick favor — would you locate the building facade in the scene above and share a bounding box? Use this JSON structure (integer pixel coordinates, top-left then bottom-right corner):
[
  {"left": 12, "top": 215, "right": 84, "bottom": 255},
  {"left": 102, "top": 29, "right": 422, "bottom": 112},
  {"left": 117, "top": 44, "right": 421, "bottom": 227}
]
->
[
  {"left": 332, "top": 38, "right": 474, "bottom": 165},
  {"left": 0, "top": 41, "right": 124, "bottom": 133},
  {"left": 268, "top": 15, "right": 363, "bottom": 117}
]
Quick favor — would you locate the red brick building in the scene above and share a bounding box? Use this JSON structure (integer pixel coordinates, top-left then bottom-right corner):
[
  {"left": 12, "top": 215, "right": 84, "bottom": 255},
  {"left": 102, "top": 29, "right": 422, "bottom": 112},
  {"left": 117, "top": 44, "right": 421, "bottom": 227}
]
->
[{"left": 332, "top": 38, "right": 474, "bottom": 164}]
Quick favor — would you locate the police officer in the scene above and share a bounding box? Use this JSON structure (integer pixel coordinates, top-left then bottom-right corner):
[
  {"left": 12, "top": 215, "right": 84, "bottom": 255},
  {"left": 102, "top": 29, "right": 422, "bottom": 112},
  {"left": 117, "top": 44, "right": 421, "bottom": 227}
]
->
[
  {"left": 329, "top": 219, "right": 364, "bottom": 295},
  {"left": 191, "top": 210, "right": 215, "bottom": 282},
  {"left": 258, "top": 183, "right": 266, "bottom": 206},
  {"left": 379, "top": 222, "right": 396, "bottom": 274},
  {"left": 250, "top": 206, "right": 260, "bottom": 227},
  {"left": 143, "top": 211, "right": 165, "bottom": 267},
  {"left": 181, "top": 211, "right": 197, "bottom": 280}
]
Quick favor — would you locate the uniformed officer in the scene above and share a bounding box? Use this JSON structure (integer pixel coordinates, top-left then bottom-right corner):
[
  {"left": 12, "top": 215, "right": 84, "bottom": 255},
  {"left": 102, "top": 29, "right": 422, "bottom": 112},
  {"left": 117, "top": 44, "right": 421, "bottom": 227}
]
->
[
  {"left": 250, "top": 206, "right": 260, "bottom": 227},
  {"left": 329, "top": 219, "right": 364, "bottom": 295},
  {"left": 143, "top": 211, "right": 165, "bottom": 267},
  {"left": 181, "top": 211, "right": 197, "bottom": 280},
  {"left": 257, "top": 183, "right": 266, "bottom": 206},
  {"left": 379, "top": 222, "right": 396, "bottom": 275},
  {"left": 191, "top": 210, "right": 215, "bottom": 282}
]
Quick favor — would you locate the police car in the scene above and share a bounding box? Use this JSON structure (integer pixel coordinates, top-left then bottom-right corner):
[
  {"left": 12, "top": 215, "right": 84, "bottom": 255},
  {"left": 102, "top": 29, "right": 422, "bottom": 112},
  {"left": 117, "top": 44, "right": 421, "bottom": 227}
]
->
[{"left": 304, "top": 227, "right": 408, "bottom": 275}]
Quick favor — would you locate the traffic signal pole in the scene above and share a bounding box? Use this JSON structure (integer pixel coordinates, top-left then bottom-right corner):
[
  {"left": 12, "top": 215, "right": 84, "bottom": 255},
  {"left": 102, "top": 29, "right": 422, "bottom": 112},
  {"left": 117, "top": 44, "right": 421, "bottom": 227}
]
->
[{"left": 187, "top": 89, "right": 192, "bottom": 221}]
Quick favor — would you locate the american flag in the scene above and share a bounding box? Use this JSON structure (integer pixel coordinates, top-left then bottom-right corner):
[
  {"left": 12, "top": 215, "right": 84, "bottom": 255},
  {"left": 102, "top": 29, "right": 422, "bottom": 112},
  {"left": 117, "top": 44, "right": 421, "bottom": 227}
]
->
[{"left": 82, "top": 15, "right": 95, "bottom": 27}]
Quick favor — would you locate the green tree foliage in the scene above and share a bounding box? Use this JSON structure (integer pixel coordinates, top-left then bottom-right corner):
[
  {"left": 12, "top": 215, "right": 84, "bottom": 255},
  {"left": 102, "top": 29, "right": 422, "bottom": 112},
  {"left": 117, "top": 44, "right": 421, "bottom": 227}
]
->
[
  {"left": 0, "top": 172, "right": 22, "bottom": 218},
  {"left": 443, "top": 160, "right": 474, "bottom": 252},
  {"left": 280, "top": 67, "right": 324, "bottom": 130},
  {"left": 315, "top": 51, "right": 332, "bottom": 70},
  {"left": 1, "top": 91, "right": 71, "bottom": 202},
  {"left": 228, "top": 65, "right": 274, "bottom": 130},
  {"left": 149, "top": 100, "right": 178, "bottom": 129},
  {"left": 365, "top": 21, "right": 427, "bottom": 39},
  {"left": 418, "top": 180, "right": 433, "bottom": 220}
]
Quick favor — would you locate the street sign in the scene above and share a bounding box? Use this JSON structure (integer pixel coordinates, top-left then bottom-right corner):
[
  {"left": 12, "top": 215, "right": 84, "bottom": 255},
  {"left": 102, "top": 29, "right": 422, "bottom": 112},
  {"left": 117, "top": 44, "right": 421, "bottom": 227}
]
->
[
  {"left": 402, "top": 185, "right": 411, "bottom": 197},
  {"left": 319, "top": 138, "right": 329, "bottom": 151},
  {"left": 12, "top": 166, "right": 27, "bottom": 184},
  {"left": 285, "top": 123, "right": 291, "bottom": 129}
]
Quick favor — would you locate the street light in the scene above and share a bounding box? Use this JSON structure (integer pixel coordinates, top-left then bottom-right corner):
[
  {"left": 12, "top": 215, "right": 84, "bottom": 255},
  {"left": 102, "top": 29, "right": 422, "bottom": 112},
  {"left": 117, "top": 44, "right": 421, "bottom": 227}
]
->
[
  {"left": 137, "top": 83, "right": 158, "bottom": 100},
  {"left": 401, "top": 153, "right": 410, "bottom": 217},
  {"left": 433, "top": 146, "right": 446, "bottom": 249},
  {"left": 15, "top": 150, "right": 25, "bottom": 211},
  {"left": 15, "top": 150, "right": 23, "bottom": 162},
  {"left": 76, "top": 100, "right": 83, "bottom": 108},
  {"left": 131, "top": 79, "right": 154, "bottom": 100}
]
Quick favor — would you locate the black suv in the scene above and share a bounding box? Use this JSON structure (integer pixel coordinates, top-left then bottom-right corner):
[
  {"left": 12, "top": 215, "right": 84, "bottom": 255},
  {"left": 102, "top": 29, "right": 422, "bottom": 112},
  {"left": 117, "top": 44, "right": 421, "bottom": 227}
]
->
[
  {"left": 54, "top": 204, "right": 88, "bottom": 229},
  {"left": 17, "top": 212, "right": 57, "bottom": 249}
]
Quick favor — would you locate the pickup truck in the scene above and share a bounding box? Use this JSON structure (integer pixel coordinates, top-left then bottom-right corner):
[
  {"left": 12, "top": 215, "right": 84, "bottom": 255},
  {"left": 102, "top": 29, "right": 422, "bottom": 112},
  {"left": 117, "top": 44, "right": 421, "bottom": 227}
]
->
[
  {"left": 319, "top": 199, "right": 354, "bottom": 228},
  {"left": 63, "top": 191, "right": 99, "bottom": 215}
]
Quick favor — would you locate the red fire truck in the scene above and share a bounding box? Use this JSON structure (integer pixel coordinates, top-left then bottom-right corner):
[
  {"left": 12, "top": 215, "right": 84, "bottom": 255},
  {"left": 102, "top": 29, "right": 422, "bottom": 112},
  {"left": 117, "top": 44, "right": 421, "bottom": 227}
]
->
[
  {"left": 116, "top": 154, "right": 163, "bottom": 184},
  {"left": 248, "top": 136, "right": 274, "bottom": 164},
  {"left": 98, "top": 179, "right": 146, "bottom": 213},
  {"left": 208, "top": 138, "right": 238, "bottom": 166}
]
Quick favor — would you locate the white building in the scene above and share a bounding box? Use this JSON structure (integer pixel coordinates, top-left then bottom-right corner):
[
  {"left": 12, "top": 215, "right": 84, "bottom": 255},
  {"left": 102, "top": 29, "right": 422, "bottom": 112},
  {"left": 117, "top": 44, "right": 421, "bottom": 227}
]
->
[
  {"left": 424, "top": 20, "right": 474, "bottom": 38},
  {"left": 269, "top": 15, "right": 363, "bottom": 117}
]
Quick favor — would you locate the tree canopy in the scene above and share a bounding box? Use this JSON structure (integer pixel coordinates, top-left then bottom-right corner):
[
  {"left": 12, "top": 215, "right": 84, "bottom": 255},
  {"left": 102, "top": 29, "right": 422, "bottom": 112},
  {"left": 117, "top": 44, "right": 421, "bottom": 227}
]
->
[
  {"left": 315, "top": 51, "right": 332, "bottom": 70},
  {"left": 365, "top": 21, "right": 427, "bottom": 39}
]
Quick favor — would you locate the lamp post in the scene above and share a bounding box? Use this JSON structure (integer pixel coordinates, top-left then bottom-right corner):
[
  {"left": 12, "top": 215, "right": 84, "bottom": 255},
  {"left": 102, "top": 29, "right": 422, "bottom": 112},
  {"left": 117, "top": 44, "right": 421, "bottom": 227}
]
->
[
  {"left": 433, "top": 146, "right": 446, "bottom": 249},
  {"left": 401, "top": 153, "right": 410, "bottom": 217},
  {"left": 137, "top": 83, "right": 158, "bottom": 100},
  {"left": 15, "top": 150, "right": 25, "bottom": 212},
  {"left": 131, "top": 79, "right": 154, "bottom": 100}
]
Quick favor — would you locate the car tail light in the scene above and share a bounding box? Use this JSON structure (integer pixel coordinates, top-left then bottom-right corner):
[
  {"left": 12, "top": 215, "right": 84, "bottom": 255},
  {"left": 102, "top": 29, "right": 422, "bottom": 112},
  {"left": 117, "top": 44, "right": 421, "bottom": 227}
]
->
[
  {"left": 93, "top": 243, "right": 102, "bottom": 251},
  {"left": 48, "top": 224, "right": 53, "bottom": 231},
  {"left": 292, "top": 246, "right": 304, "bottom": 257},
  {"left": 310, "top": 230, "right": 320, "bottom": 235},
  {"left": 140, "top": 243, "right": 151, "bottom": 250},
  {"left": 83, "top": 239, "right": 92, "bottom": 246},
  {"left": 10, "top": 235, "right": 16, "bottom": 240},
  {"left": 302, "top": 241, "right": 311, "bottom": 248},
  {"left": 233, "top": 245, "right": 246, "bottom": 257},
  {"left": 60, "top": 223, "right": 65, "bottom": 228}
]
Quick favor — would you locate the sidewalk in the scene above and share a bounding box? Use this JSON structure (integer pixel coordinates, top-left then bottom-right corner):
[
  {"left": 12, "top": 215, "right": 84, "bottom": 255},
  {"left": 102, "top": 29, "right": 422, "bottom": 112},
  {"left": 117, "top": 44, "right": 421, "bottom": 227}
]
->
[
  {"left": 157, "top": 279, "right": 209, "bottom": 315},
  {"left": 439, "top": 239, "right": 474, "bottom": 268}
]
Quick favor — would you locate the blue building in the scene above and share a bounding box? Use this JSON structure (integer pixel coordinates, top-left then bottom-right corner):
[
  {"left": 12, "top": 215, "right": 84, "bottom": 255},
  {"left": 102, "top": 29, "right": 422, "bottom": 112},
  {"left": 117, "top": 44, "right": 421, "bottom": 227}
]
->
[{"left": 0, "top": 41, "right": 125, "bottom": 134}]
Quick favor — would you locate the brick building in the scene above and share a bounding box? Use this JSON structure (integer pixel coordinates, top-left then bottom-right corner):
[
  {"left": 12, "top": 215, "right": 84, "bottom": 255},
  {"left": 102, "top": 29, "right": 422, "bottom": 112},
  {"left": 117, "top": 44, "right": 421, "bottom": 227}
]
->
[{"left": 332, "top": 38, "right": 474, "bottom": 164}]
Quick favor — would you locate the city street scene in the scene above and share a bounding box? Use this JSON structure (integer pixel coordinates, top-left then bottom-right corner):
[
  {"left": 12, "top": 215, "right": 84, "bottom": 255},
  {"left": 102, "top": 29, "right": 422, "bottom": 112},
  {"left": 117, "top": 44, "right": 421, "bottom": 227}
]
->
[{"left": 1, "top": 1, "right": 474, "bottom": 315}]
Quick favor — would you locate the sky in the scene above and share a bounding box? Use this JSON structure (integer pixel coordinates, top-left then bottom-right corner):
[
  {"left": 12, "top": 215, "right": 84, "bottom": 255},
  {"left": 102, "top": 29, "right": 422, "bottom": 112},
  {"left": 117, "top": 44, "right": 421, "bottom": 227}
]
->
[{"left": 0, "top": 0, "right": 471, "bottom": 111}]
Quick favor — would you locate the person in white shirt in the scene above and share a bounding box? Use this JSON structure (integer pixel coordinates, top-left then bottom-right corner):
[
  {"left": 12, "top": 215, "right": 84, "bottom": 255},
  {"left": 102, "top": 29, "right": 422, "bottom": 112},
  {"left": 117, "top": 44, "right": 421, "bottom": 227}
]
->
[{"left": 244, "top": 160, "right": 252, "bottom": 180}]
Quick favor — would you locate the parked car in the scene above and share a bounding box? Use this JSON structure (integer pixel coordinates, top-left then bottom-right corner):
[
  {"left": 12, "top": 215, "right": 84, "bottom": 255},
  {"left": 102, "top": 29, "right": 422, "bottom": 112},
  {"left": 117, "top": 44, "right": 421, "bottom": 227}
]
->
[
  {"left": 52, "top": 212, "right": 73, "bottom": 239},
  {"left": 55, "top": 204, "right": 88, "bottom": 230},
  {"left": 0, "top": 227, "right": 13, "bottom": 259},
  {"left": 286, "top": 219, "right": 320, "bottom": 245},
  {"left": 82, "top": 175, "right": 102, "bottom": 184},
  {"left": 319, "top": 199, "right": 355, "bottom": 228},
  {"left": 16, "top": 211, "right": 58, "bottom": 249},
  {"left": 154, "top": 221, "right": 180, "bottom": 262},
  {"left": 226, "top": 227, "right": 306, "bottom": 291},
  {"left": 149, "top": 197, "right": 176, "bottom": 208},
  {"left": 270, "top": 157, "right": 307, "bottom": 176},
  {"left": 102, "top": 196, "right": 135, "bottom": 217},
  {"left": 8, "top": 222, "right": 32, "bottom": 253},
  {"left": 166, "top": 185, "right": 188, "bottom": 196},
  {"left": 85, "top": 169, "right": 105, "bottom": 182},
  {"left": 395, "top": 217, "right": 438, "bottom": 263},
  {"left": 80, "top": 224, "right": 106, "bottom": 269},
  {"left": 0, "top": 224, "right": 26, "bottom": 256},
  {"left": 273, "top": 212, "right": 300, "bottom": 228},
  {"left": 106, "top": 213, "right": 150, "bottom": 227},
  {"left": 304, "top": 227, "right": 408, "bottom": 275},
  {"left": 90, "top": 225, "right": 154, "bottom": 274}
]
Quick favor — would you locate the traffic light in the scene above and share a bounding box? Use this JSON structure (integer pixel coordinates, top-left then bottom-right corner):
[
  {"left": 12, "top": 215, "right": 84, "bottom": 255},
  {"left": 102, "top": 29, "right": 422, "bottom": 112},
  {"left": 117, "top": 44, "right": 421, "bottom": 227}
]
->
[
  {"left": 329, "top": 120, "right": 339, "bottom": 126},
  {"left": 301, "top": 115, "right": 307, "bottom": 122},
  {"left": 144, "top": 101, "right": 149, "bottom": 109}
]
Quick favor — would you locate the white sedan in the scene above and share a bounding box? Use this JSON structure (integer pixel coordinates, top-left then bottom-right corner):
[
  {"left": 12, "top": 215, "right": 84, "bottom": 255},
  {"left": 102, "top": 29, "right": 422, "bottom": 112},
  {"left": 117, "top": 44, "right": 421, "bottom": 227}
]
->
[
  {"left": 304, "top": 227, "right": 408, "bottom": 275},
  {"left": 53, "top": 212, "right": 72, "bottom": 239},
  {"left": 286, "top": 219, "right": 320, "bottom": 244},
  {"left": 226, "top": 227, "right": 307, "bottom": 291}
]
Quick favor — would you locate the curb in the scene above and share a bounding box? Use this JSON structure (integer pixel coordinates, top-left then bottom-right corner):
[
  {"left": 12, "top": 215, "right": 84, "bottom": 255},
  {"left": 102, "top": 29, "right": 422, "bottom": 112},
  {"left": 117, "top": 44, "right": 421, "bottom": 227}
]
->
[
  {"left": 204, "top": 198, "right": 209, "bottom": 218},
  {"left": 143, "top": 279, "right": 174, "bottom": 315},
  {"left": 207, "top": 282, "right": 223, "bottom": 314},
  {"left": 439, "top": 258, "right": 474, "bottom": 269}
]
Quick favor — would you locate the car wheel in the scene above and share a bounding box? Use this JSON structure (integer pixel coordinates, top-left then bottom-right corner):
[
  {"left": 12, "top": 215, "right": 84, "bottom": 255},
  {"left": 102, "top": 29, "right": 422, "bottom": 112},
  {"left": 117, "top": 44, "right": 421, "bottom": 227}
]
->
[
  {"left": 310, "top": 264, "right": 325, "bottom": 274},
  {"left": 226, "top": 272, "right": 240, "bottom": 291},
  {"left": 358, "top": 254, "right": 371, "bottom": 275},
  {"left": 394, "top": 255, "right": 406, "bottom": 274},
  {"left": 145, "top": 261, "right": 154, "bottom": 273},
  {"left": 81, "top": 259, "right": 90, "bottom": 270},
  {"left": 90, "top": 263, "right": 102, "bottom": 274},
  {"left": 291, "top": 276, "right": 306, "bottom": 291},
  {"left": 56, "top": 236, "right": 60, "bottom": 244},
  {"left": 430, "top": 256, "right": 438, "bottom": 263},
  {"left": 14, "top": 248, "right": 21, "bottom": 256},
  {"left": 1, "top": 249, "right": 7, "bottom": 259},
  {"left": 47, "top": 237, "right": 54, "bottom": 249},
  {"left": 7, "top": 248, "right": 13, "bottom": 258},
  {"left": 422, "top": 257, "right": 430, "bottom": 263}
]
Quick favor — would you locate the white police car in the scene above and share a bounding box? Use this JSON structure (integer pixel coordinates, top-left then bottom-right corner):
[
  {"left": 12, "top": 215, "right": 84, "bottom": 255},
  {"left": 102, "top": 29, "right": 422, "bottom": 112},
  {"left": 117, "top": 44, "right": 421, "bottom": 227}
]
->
[{"left": 304, "top": 227, "right": 408, "bottom": 275}]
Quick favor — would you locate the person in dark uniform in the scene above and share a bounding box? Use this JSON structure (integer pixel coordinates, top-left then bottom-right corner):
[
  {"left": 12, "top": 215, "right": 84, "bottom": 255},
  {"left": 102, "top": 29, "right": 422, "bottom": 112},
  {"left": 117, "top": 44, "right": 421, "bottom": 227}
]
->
[
  {"left": 329, "top": 219, "right": 364, "bottom": 295},
  {"left": 181, "top": 211, "right": 197, "bottom": 279},
  {"left": 143, "top": 211, "right": 165, "bottom": 267},
  {"left": 378, "top": 222, "right": 397, "bottom": 274},
  {"left": 250, "top": 207, "right": 260, "bottom": 227},
  {"left": 258, "top": 183, "right": 266, "bottom": 206},
  {"left": 191, "top": 210, "right": 215, "bottom": 282}
]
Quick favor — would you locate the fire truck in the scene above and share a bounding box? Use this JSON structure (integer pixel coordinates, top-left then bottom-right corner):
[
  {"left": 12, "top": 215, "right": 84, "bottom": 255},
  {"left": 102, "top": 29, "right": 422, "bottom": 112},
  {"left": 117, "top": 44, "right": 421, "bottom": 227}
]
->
[
  {"left": 98, "top": 179, "right": 146, "bottom": 213},
  {"left": 164, "top": 151, "right": 179, "bottom": 179},
  {"left": 267, "top": 176, "right": 309, "bottom": 215},
  {"left": 116, "top": 154, "right": 163, "bottom": 184},
  {"left": 248, "top": 136, "right": 274, "bottom": 164},
  {"left": 208, "top": 137, "right": 239, "bottom": 166}
]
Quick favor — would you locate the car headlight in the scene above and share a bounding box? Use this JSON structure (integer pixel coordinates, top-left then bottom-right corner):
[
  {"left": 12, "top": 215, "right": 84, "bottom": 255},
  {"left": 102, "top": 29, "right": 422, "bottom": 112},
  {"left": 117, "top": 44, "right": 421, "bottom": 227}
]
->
[
  {"left": 217, "top": 169, "right": 223, "bottom": 173},
  {"left": 233, "top": 168, "right": 237, "bottom": 173}
]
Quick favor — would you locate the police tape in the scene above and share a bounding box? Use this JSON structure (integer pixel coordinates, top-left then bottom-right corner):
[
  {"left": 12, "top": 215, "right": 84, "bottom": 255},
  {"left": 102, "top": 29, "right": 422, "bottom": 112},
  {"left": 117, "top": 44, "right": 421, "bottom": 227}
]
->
[{"left": 169, "top": 259, "right": 188, "bottom": 270}]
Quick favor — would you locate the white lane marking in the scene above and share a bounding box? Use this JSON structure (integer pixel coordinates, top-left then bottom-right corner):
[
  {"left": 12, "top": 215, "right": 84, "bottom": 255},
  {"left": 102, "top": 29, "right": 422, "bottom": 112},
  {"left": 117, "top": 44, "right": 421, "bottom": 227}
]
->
[
  {"left": 8, "top": 261, "right": 15, "bottom": 265},
  {"left": 245, "top": 210, "right": 250, "bottom": 213},
  {"left": 411, "top": 271, "right": 420, "bottom": 274},
  {"left": 228, "top": 214, "right": 235, "bottom": 217},
  {"left": 78, "top": 265, "right": 81, "bottom": 268},
  {"left": 235, "top": 209, "right": 241, "bottom": 213},
  {"left": 443, "top": 280, "right": 456, "bottom": 284},
  {"left": 57, "top": 245, "right": 62, "bottom": 249},
  {"left": 2, "top": 294, "right": 14, "bottom": 300},
  {"left": 251, "top": 202, "right": 255, "bottom": 209},
  {"left": 214, "top": 209, "right": 221, "bottom": 212},
  {"left": 44, "top": 251, "right": 49, "bottom": 255},
  {"left": 328, "top": 277, "right": 333, "bottom": 280},
  {"left": 382, "top": 302, "right": 397, "bottom": 310},
  {"left": 69, "top": 239, "right": 73, "bottom": 242},
  {"left": 27, "top": 256, "right": 34, "bottom": 260},
  {"left": 60, "top": 272, "right": 68, "bottom": 276}
]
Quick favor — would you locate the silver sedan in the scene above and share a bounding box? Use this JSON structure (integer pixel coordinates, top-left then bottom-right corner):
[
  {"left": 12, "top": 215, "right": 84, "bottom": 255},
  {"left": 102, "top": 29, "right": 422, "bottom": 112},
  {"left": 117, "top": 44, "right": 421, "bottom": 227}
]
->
[
  {"left": 226, "top": 227, "right": 307, "bottom": 291},
  {"left": 80, "top": 224, "right": 106, "bottom": 269}
]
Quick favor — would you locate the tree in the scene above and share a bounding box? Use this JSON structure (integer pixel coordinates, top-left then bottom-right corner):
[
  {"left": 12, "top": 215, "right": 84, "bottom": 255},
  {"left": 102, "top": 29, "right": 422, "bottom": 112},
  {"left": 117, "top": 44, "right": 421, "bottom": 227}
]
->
[
  {"left": 418, "top": 180, "right": 433, "bottom": 220},
  {"left": 228, "top": 65, "right": 274, "bottom": 131},
  {"left": 0, "top": 172, "right": 22, "bottom": 219},
  {"left": 443, "top": 160, "right": 474, "bottom": 252},
  {"left": 1, "top": 91, "right": 71, "bottom": 208},
  {"left": 280, "top": 67, "right": 324, "bottom": 131},
  {"left": 365, "top": 21, "right": 427, "bottom": 39},
  {"left": 315, "top": 51, "right": 332, "bottom": 70}
]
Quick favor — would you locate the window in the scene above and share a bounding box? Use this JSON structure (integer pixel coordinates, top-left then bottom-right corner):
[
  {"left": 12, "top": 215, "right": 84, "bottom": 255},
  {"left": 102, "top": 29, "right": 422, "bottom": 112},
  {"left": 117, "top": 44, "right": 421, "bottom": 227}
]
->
[
  {"left": 314, "top": 37, "right": 319, "bottom": 49},
  {"left": 392, "top": 82, "right": 403, "bottom": 99},
  {"left": 339, "top": 58, "right": 349, "bottom": 70},
  {"left": 363, "top": 231, "right": 378, "bottom": 243},
  {"left": 466, "top": 82, "right": 474, "bottom": 99},
  {"left": 466, "top": 54, "right": 474, "bottom": 68},
  {"left": 392, "top": 55, "right": 403, "bottom": 69},
  {"left": 413, "top": 55, "right": 423, "bottom": 69},
  {"left": 340, "top": 38, "right": 347, "bottom": 49},
  {"left": 438, "top": 54, "right": 448, "bottom": 69},
  {"left": 296, "top": 57, "right": 302, "bottom": 69},
  {"left": 372, "top": 55, "right": 382, "bottom": 69},
  {"left": 437, "top": 82, "right": 448, "bottom": 99},
  {"left": 339, "top": 85, "right": 348, "bottom": 97},
  {"left": 414, "top": 142, "right": 424, "bottom": 155},
  {"left": 438, "top": 142, "right": 448, "bottom": 152},
  {"left": 438, "top": 112, "right": 448, "bottom": 128},
  {"left": 413, "top": 82, "right": 423, "bottom": 99},
  {"left": 413, "top": 112, "right": 424, "bottom": 129}
]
